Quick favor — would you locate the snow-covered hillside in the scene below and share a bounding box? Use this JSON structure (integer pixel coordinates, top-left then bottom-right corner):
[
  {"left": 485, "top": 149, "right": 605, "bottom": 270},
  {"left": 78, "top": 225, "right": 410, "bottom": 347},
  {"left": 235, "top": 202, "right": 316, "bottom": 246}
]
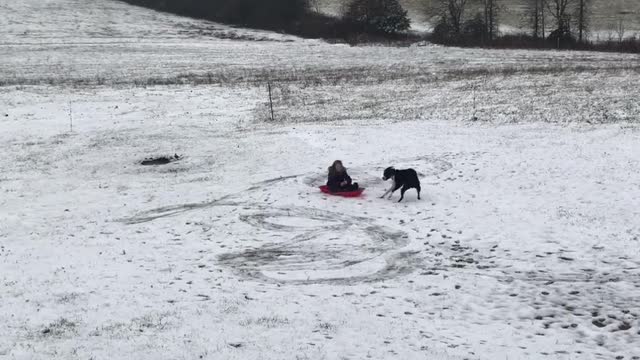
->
[
  {"left": 1, "top": 0, "right": 639, "bottom": 87},
  {"left": 1, "top": 1, "right": 640, "bottom": 359}
]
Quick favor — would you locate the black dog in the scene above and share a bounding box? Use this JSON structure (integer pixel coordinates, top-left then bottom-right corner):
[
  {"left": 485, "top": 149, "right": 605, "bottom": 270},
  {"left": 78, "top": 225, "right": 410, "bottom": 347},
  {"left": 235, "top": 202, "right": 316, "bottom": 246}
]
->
[{"left": 380, "top": 167, "right": 421, "bottom": 202}]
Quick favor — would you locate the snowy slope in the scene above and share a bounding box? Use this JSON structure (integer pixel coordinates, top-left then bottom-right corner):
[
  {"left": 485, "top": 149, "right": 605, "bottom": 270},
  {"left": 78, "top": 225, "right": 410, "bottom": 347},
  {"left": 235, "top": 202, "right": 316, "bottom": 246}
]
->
[
  {"left": 1, "top": 1, "right": 640, "bottom": 360},
  {"left": 1, "top": 0, "right": 639, "bottom": 87}
]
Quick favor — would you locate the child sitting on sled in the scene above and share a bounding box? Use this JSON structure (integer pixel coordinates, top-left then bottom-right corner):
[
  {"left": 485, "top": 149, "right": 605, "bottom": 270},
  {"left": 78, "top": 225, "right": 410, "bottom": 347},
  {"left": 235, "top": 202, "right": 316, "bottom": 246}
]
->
[{"left": 327, "top": 160, "right": 359, "bottom": 192}]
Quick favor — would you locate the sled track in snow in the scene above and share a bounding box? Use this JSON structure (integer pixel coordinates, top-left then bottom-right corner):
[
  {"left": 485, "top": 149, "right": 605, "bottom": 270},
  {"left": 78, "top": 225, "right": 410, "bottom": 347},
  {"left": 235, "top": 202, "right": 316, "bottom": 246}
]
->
[
  {"left": 121, "top": 155, "right": 456, "bottom": 284},
  {"left": 121, "top": 174, "right": 302, "bottom": 224},
  {"left": 220, "top": 206, "right": 422, "bottom": 285},
  {"left": 123, "top": 155, "right": 453, "bottom": 224}
]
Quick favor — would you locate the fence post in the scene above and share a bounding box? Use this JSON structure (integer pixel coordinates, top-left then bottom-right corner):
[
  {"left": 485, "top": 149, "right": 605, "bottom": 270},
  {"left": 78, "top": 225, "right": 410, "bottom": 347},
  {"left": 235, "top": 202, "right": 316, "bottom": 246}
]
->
[
  {"left": 69, "top": 102, "right": 73, "bottom": 132},
  {"left": 267, "top": 82, "right": 275, "bottom": 122}
]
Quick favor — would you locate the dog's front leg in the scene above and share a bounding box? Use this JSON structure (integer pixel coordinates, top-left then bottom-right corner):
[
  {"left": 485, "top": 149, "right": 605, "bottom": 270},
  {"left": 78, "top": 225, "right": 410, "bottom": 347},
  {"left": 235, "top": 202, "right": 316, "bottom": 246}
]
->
[
  {"left": 380, "top": 180, "right": 395, "bottom": 199},
  {"left": 387, "top": 181, "right": 399, "bottom": 200},
  {"left": 380, "top": 186, "right": 392, "bottom": 199},
  {"left": 387, "top": 189, "right": 395, "bottom": 200}
]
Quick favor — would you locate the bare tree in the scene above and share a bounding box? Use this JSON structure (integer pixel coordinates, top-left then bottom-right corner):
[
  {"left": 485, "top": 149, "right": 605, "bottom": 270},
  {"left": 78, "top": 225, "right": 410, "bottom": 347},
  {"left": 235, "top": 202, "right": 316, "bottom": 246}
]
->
[
  {"left": 541, "top": 0, "right": 546, "bottom": 39},
  {"left": 448, "top": 0, "right": 469, "bottom": 34},
  {"left": 616, "top": 18, "right": 626, "bottom": 43},
  {"left": 546, "top": 0, "right": 575, "bottom": 34},
  {"left": 574, "top": 0, "right": 590, "bottom": 42},
  {"left": 482, "top": 0, "right": 500, "bottom": 42},
  {"left": 524, "top": 0, "right": 546, "bottom": 40},
  {"left": 426, "top": 0, "right": 469, "bottom": 34}
]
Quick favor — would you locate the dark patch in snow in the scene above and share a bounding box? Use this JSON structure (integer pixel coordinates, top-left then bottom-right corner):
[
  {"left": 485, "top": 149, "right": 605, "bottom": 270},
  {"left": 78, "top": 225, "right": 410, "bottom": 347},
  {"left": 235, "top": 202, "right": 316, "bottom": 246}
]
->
[{"left": 140, "top": 154, "right": 182, "bottom": 166}]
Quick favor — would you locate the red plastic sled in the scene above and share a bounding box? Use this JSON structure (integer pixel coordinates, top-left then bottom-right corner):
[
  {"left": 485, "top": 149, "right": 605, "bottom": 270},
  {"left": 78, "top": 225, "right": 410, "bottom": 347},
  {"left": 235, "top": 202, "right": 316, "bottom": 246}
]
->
[{"left": 319, "top": 185, "right": 365, "bottom": 198}]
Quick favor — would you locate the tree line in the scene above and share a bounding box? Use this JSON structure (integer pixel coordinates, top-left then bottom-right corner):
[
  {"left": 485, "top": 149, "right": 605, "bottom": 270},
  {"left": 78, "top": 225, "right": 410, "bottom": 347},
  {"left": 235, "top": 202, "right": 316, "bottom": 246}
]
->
[
  {"left": 426, "top": 0, "right": 639, "bottom": 52},
  {"left": 121, "top": 0, "right": 638, "bottom": 52},
  {"left": 426, "top": 0, "right": 595, "bottom": 46}
]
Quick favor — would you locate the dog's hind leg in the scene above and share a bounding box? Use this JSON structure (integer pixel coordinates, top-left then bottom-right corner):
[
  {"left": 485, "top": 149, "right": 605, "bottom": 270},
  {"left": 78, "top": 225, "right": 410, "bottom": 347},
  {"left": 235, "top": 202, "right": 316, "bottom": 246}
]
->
[{"left": 416, "top": 185, "right": 421, "bottom": 200}]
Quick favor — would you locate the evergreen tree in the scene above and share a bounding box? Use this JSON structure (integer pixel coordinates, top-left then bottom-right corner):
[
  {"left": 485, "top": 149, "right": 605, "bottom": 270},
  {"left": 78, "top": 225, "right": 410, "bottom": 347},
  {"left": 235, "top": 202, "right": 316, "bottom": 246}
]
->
[{"left": 344, "top": 0, "right": 411, "bottom": 34}]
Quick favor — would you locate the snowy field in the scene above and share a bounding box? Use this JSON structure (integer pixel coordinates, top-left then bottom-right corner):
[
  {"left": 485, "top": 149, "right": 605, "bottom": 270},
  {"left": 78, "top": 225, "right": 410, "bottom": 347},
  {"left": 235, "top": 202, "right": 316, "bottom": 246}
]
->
[{"left": 2, "top": 1, "right": 640, "bottom": 359}]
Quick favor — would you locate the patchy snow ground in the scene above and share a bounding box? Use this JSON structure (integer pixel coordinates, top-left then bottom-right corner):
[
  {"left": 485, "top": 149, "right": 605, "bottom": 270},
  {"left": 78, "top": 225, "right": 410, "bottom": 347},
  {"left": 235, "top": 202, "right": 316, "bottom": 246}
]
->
[
  {"left": 2, "top": 1, "right": 640, "bottom": 360},
  {"left": 2, "top": 84, "right": 640, "bottom": 360}
]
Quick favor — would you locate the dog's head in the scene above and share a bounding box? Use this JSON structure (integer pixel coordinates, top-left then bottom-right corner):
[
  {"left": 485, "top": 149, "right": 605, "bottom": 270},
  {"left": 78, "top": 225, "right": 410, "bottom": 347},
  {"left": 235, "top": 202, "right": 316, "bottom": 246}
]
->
[{"left": 382, "top": 167, "right": 396, "bottom": 181}]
